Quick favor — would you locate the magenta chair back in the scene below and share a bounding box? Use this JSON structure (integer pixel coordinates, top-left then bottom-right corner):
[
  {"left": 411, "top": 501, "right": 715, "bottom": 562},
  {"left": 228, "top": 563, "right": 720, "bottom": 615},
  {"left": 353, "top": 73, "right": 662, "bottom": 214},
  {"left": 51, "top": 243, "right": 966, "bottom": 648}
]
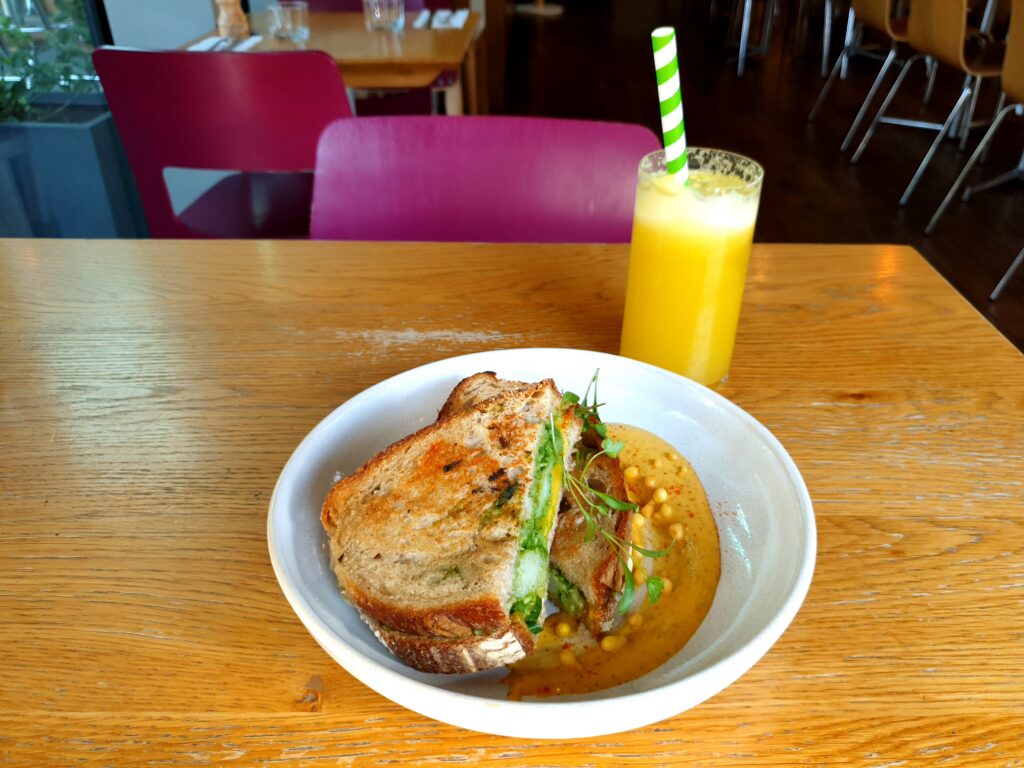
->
[
  {"left": 310, "top": 117, "right": 661, "bottom": 242},
  {"left": 93, "top": 47, "right": 351, "bottom": 238}
]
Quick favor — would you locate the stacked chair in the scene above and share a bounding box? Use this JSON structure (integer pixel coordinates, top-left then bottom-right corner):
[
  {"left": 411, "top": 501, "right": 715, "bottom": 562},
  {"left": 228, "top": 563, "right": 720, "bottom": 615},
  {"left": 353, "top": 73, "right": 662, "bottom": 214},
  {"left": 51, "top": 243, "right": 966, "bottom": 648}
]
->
[
  {"left": 924, "top": 0, "right": 1024, "bottom": 299},
  {"left": 849, "top": 0, "right": 1006, "bottom": 206}
]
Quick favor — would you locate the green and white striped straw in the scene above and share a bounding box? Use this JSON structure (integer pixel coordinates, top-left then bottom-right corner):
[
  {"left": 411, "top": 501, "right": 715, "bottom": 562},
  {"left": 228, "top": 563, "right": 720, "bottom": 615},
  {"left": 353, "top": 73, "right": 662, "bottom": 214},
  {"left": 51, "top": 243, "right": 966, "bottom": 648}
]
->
[{"left": 651, "top": 27, "right": 688, "bottom": 180}]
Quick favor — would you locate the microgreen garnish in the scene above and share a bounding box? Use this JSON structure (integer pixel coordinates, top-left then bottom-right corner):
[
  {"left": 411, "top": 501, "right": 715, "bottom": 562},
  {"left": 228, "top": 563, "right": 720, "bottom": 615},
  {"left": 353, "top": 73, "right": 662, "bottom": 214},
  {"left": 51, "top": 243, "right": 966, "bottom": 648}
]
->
[
  {"left": 562, "top": 369, "right": 609, "bottom": 446},
  {"left": 645, "top": 576, "right": 665, "bottom": 604},
  {"left": 617, "top": 550, "right": 636, "bottom": 616},
  {"left": 559, "top": 369, "right": 673, "bottom": 615},
  {"left": 601, "top": 437, "right": 625, "bottom": 458}
]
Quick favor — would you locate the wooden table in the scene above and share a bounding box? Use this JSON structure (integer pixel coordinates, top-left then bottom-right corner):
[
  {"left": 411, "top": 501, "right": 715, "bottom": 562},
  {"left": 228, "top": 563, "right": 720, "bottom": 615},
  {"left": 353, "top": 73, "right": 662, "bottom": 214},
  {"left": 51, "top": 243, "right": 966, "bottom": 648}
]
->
[
  {"left": 2, "top": 239, "right": 1022, "bottom": 765},
  {"left": 184, "top": 12, "right": 483, "bottom": 114}
]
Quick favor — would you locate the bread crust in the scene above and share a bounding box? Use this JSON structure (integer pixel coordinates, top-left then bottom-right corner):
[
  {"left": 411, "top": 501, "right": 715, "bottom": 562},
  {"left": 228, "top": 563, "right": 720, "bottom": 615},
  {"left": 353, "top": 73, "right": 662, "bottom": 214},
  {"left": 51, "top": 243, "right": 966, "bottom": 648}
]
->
[
  {"left": 436, "top": 371, "right": 532, "bottom": 422},
  {"left": 365, "top": 615, "right": 536, "bottom": 674}
]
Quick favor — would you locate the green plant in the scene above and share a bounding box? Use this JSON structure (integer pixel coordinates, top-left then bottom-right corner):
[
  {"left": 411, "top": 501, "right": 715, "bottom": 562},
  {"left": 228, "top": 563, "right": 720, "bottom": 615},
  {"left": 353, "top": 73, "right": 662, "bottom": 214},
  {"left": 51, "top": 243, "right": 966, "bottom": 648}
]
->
[{"left": 0, "top": 0, "right": 99, "bottom": 122}]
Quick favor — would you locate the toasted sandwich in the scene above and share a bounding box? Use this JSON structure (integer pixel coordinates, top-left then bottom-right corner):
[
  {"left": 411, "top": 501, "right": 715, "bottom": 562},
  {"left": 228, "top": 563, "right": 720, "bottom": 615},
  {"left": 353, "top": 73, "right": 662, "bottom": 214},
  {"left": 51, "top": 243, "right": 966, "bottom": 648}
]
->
[
  {"left": 438, "top": 372, "right": 633, "bottom": 635},
  {"left": 321, "top": 378, "right": 582, "bottom": 673}
]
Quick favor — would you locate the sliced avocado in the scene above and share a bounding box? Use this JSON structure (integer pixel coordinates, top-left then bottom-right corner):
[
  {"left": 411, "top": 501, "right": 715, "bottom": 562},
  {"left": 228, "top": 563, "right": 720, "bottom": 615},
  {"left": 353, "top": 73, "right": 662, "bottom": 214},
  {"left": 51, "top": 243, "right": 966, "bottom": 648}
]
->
[{"left": 510, "top": 417, "right": 566, "bottom": 633}]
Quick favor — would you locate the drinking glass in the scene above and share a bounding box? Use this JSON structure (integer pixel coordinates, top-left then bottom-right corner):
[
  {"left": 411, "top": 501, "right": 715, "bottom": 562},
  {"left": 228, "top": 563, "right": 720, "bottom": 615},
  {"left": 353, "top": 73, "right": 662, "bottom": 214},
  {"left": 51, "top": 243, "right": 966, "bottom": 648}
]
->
[
  {"left": 619, "top": 148, "right": 764, "bottom": 389},
  {"left": 268, "top": 1, "right": 310, "bottom": 43},
  {"left": 362, "top": 0, "right": 405, "bottom": 32}
]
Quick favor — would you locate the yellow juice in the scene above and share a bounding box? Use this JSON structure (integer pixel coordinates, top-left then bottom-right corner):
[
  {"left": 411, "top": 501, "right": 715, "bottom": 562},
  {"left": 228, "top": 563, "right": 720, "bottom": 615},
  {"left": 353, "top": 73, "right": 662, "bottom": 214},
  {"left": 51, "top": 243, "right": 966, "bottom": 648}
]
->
[{"left": 620, "top": 164, "right": 760, "bottom": 388}]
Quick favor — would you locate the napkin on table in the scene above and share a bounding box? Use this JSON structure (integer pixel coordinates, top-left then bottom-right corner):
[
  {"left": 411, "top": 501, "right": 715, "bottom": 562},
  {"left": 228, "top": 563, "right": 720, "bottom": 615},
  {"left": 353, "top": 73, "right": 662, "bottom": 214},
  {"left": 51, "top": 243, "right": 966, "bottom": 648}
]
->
[
  {"left": 232, "top": 35, "right": 263, "bottom": 52},
  {"left": 430, "top": 9, "right": 468, "bottom": 29},
  {"left": 188, "top": 36, "right": 223, "bottom": 51}
]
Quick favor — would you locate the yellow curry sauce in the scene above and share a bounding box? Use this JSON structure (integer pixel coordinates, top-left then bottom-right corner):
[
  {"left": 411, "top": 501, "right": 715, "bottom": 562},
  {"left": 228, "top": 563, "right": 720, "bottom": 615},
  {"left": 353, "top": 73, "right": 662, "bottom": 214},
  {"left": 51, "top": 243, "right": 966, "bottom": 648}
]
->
[{"left": 504, "top": 424, "right": 721, "bottom": 699}]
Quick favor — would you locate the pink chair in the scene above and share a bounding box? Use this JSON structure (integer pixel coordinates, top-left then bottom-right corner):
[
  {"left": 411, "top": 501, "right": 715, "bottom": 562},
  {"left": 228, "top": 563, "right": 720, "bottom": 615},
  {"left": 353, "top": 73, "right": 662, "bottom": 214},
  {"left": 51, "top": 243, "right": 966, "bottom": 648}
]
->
[
  {"left": 310, "top": 116, "right": 661, "bottom": 242},
  {"left": 93, "top": 47, "right": 351, "bottom": 238}
]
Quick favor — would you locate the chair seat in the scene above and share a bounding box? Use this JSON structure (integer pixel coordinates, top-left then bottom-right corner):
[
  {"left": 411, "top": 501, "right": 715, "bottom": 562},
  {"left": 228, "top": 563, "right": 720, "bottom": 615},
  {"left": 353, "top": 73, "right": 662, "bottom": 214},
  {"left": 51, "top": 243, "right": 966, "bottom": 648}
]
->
[
  {"left": 178, "top": 171, "right": 313, "bottom": 238},
  {"left": 964, "top": 32, "right": 1006, "bottom": 76}
]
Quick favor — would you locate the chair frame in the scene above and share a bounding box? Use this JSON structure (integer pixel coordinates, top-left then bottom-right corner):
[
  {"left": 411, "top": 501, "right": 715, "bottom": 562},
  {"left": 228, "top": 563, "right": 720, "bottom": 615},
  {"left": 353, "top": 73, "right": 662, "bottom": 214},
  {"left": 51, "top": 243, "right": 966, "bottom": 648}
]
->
[
  {"left": 990, "top": 245, "right": 1024, "bottom": 300},
  {"left": 735, "top": 0, "right": 779, "bottom": 76},
  {"left": 808, "top": 0, "right": 940, "bottom": 153},
  {"left": 925, "top": 101, "right": 1024, "bottom": 234}
]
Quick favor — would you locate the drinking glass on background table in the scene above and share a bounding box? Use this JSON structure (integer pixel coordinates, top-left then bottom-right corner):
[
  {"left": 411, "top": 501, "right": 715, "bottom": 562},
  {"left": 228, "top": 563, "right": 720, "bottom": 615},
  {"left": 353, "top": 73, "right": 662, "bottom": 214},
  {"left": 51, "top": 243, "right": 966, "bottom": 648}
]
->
[
  {"left": 268, "top": 1, "right": 310, "bottom": 43},
  {"left": 362, "top": 0, "right": 405, "bottom": 32},
  {"left": 619, "top": 148, "right": 763, "bottom": 389}
]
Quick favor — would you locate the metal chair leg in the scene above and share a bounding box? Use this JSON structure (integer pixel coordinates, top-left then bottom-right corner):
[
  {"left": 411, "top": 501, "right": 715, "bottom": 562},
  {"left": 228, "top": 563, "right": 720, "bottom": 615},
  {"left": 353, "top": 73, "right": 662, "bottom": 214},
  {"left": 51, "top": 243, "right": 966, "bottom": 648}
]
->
[
  {"left": 840, "top": 7, "right": 855, "bottom": 80},
  {"left": 809, "top": 34, "right": 856, "bottom": 122},
  {"left": 759, "top": 0, "right": 777, "bottom": 56},
  {"left": 900, "top": 86, "right": 972, "bottom": 205},
  {"left": 852, "top": 53, "right": 924, "bottom": 164},
  {"left": 959, "top": 75, "right": 982, "bottom": 150},
  {"left": 991, "top": 246, "right": 1024, "bottom": 300},
  {"left": 841, "top": 42, "right": 898, "bottom": 151},
  {"left": 923, "top": 57, "right": 938, "bottom": 105},
  {"left": 953, "top": 74, "right": 972, "bottom": 139},
  {"left": 965, "top": 168, "right": 1023, "bottom": 199},
  {"left": 738, "top": 0, "right": 753, "bottom": 76},
  {"left": 980, "top": 92, "right": 1007, "bottom": 164},
  {"left": 822, "top": 0, "right": 833, "bottom": 77},
  {"left": 925, "top": 102, "right": 1017, "bottom": 234},
  {"left": 963, "top": 162, "right": 1024, "bottom": 200}
]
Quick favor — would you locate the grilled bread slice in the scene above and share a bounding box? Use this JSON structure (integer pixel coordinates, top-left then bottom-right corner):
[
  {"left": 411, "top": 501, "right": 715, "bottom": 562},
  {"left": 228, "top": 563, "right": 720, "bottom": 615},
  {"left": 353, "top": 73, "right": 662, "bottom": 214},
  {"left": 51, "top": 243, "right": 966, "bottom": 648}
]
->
[
  {"left": 438, "top": 372, "right": 632, "bottom": 635},
  {"left": 321, "top": 378, "right": 581, "bottom": 673}
]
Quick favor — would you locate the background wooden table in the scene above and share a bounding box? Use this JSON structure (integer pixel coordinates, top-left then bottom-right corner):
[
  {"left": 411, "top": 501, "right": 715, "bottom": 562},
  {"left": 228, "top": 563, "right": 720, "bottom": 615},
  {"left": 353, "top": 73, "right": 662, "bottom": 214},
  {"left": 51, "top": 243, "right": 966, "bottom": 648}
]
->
[
  {"left": 185, "top": 12, "right": 483, "bottom": 108},
  {"left": 1, "top": 239, "right": 1022, "bottom": 765}
]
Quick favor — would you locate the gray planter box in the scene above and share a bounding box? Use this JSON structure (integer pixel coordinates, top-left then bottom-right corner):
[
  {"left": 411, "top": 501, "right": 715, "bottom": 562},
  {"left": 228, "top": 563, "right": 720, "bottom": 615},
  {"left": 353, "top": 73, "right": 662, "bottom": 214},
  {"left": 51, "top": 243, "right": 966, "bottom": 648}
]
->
[{"left": 0, "top": 104, "right": 145, "bottom": 237}]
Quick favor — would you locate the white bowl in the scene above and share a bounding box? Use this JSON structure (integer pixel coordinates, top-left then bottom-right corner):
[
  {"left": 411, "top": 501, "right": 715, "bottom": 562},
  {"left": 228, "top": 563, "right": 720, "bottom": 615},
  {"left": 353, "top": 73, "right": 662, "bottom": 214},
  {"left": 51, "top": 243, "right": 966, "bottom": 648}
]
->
[{"left": 267, "top": 348, "right": 815, "bottom": 738}]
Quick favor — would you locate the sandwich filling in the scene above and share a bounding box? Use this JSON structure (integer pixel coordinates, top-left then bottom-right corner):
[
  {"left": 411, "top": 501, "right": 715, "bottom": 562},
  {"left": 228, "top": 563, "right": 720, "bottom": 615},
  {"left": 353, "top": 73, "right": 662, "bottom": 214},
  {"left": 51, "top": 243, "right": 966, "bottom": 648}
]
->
[
  {"left": 510, "top": 416, "right": 566, "bottom": 633},
  {"left": 547, "top": 566, "right": 586, "bottom": 619}
]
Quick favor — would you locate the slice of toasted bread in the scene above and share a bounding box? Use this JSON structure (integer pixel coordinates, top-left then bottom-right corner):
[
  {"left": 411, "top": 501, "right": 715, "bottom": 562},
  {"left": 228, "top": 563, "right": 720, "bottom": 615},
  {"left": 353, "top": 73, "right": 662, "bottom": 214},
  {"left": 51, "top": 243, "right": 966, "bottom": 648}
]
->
[
  {"left": 437, "top": 372, "right": 632, "bottom": 635},
  {"left": 322, "top": 378, "right": 580, "bottom": 673}
]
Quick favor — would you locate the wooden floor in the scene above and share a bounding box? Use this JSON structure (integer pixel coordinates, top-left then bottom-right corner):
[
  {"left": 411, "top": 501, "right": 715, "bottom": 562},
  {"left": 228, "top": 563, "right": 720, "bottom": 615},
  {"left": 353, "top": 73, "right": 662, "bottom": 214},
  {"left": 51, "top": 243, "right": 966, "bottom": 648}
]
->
[{"left": 501, "top": 0, "right": 1024, "bottom": 351}]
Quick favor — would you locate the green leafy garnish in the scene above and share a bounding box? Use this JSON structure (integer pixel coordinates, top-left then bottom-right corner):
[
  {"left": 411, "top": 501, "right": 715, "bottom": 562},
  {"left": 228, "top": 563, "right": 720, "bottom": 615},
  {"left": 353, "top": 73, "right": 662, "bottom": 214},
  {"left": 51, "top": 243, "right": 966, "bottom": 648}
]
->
[
  {"left": 589, "top": 486, "right": 636, "bottom": 512},
  {"left": 601, "top": 437, "right": 625, "bottom": 458},
  {"left": 562, "top": 369, "right": 607, "bottom": 444},
  {"left": 512, "top": 593, "right": 544, "bottom": 634},
  {"left": 616, "top": 551, "right": 636, "bottom": 615},
  {"left": 599, "top": 521, "right": 673, "bottom": 615},
  {"left": 646, "top": 576, "right": 665, "bottom": 604}
]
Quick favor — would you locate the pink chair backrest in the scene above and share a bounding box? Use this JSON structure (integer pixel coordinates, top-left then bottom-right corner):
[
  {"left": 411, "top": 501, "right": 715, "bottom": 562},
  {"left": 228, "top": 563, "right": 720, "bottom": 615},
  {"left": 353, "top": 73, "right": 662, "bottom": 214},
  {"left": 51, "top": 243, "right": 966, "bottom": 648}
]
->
[
  {"left": 93, "top": 47, "right": 351, "bottom": 238},
  {"left": 310, "top": 116, "right": 661, "bottom": 242}
]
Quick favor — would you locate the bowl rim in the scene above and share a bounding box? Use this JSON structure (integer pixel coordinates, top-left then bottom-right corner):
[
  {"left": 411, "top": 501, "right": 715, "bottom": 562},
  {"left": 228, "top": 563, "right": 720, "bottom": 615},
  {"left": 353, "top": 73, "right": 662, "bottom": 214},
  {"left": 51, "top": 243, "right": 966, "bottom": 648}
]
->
[{"left": 266, "top": 347, "right": 816, "bottom": 732}]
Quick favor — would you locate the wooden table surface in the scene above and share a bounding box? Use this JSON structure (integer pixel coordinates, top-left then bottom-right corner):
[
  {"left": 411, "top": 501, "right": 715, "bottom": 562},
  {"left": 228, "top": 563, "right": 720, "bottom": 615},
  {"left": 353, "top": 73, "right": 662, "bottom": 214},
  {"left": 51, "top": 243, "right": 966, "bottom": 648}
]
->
[
  {"left": 1, "top": 239, "right": 1022, "bottom": 766},
  {"left": 185, "top": 12, "right": 482, "bottom": 90}
]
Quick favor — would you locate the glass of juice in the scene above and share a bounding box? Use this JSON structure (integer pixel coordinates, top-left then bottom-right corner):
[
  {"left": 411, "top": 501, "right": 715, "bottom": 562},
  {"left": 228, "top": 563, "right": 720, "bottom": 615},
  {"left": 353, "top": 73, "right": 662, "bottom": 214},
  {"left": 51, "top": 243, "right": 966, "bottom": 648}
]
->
[{"left": 619, "top": 148, "right": 763, "bottom": 389}]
